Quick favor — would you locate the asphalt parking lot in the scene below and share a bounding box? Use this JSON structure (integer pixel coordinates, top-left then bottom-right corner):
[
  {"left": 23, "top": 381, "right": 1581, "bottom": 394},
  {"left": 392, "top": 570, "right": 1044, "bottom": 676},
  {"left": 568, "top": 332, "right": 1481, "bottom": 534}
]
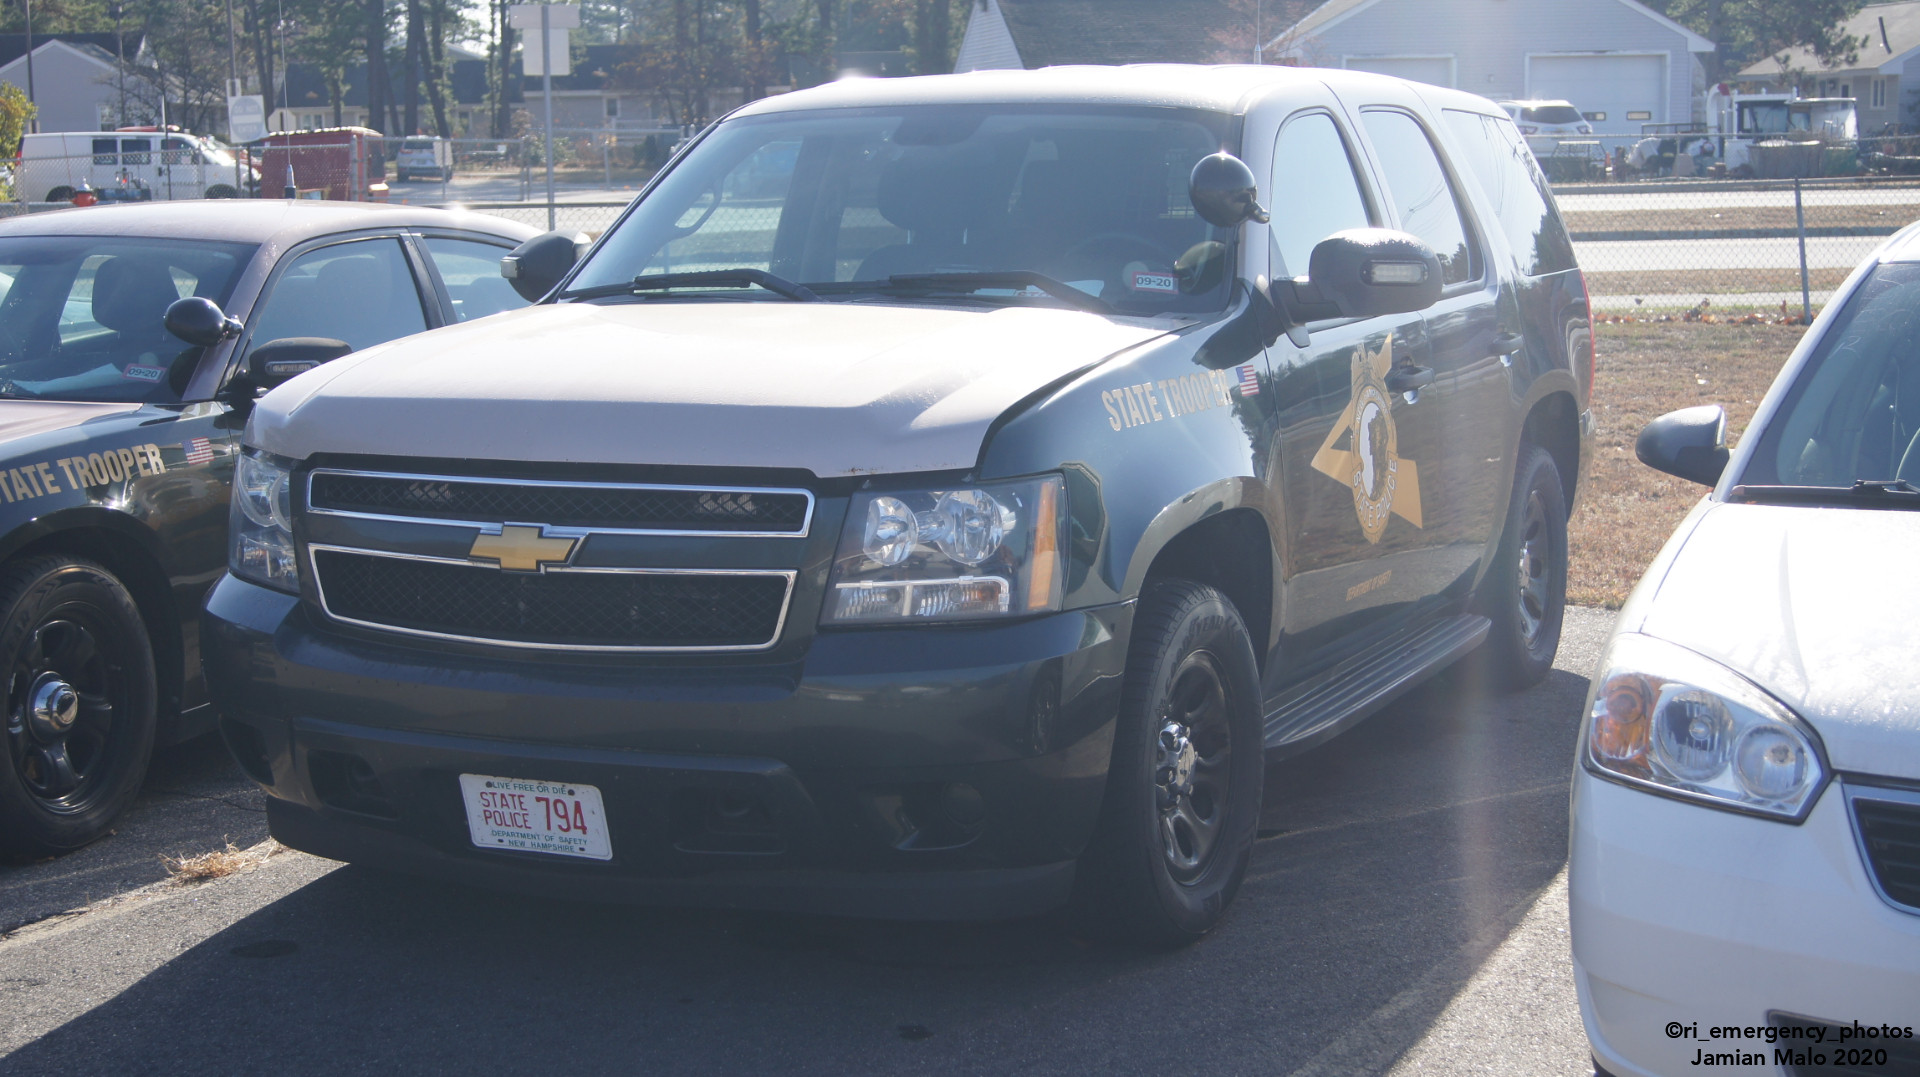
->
[{"left": 0, "top": 608, "right": 1612, "bottom": 1077}]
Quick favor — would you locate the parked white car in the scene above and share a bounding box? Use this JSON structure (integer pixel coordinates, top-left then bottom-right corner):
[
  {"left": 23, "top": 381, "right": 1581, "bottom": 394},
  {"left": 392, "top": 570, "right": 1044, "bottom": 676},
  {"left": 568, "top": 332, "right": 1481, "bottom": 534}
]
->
[
  {"left": 1571, "top": 229, "right": 1920, "bottom": 1076},
  {"left": 1498, "top": 99, "right": 1592, "bottom": 153},
  {"left": 18, "top": 130, "right": 255, "bottom": 202},
  {"left": 394, "top": 137, "right": 452, "bottom": 182}
]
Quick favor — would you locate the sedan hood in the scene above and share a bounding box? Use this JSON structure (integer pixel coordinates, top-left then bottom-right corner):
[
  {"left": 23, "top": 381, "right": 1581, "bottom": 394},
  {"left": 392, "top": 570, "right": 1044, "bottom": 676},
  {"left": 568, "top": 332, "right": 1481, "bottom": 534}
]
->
[
  {"left": 249, "top": 301, "right": 1171, "bottom": 477},
  {"left": 1636, "top": 501, "right": 1920, "bottom": 780}
]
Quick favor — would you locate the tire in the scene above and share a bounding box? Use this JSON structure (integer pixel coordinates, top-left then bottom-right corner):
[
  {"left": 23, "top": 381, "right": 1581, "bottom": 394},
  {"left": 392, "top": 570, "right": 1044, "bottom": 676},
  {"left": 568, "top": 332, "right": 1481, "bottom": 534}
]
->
[
  {"left": 1473, "top": 441, "right": 1569, "bottom": 691},
  {"left": 1070, "top": 578, "right": 1264, "bottom": 947},
  {"left": 205, "top": 183, "right": 237, "bottom": 199},
  {"left": 0, "top": 557, "right": 158, "bottom": 861},
  {"left": 45, "top": 186, "right": 73, "bottom": 203},
  {"left": 395, "top": 170, "right": 409, "bottom": 183}
]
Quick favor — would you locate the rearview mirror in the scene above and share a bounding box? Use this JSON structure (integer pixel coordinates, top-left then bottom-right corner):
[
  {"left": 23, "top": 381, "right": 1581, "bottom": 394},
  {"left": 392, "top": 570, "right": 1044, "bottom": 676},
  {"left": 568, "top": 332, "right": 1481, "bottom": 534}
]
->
[
  {"left": 1189, "top": 153, "right": 1271, "bottom": 229},
  {"left": 1300, "top": 229, "right": 1444, "bottom": 319},
  {"left": 1636, "top": 405, "right": 1728, "bottom": 487},
  {"left": 501, "top": 230, "right": 590, "bottom": 301},
  {"left": 246, "top": 337, "right": 353, "bottom": 391},
  {"left": 164, "top": 297, "right": 241, "bottom": 346}
]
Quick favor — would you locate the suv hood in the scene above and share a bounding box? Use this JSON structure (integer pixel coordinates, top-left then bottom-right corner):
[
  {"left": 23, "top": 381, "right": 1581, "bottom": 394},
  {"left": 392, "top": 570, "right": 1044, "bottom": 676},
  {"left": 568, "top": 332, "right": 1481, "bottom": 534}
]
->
[
  {"left": 1635, "top": 501, "right": 1920, "bottom": 781},
  {"left": 250, "top": 301, "right": 1171, "bottom": 477}
]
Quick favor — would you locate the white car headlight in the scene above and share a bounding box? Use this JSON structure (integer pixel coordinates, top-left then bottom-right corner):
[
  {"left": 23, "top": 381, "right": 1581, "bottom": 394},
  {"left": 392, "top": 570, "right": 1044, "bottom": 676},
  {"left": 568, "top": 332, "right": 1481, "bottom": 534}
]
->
[
  {"left": 822, "top": 476, "right": 1064, "bottom": 625},
  {"left": 230, "top": 448, "right": 299, "bottom": 592},
  {"left": 1582, "top": 634, "right": 1828, "bottom": 821}
]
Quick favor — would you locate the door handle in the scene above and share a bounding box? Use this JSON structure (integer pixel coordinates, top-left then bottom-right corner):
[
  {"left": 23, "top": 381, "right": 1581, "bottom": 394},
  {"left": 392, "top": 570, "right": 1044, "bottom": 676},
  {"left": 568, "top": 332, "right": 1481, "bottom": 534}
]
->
[
  {"left": 1386, "top": 365, "right": 1435, "bottom": 395},
  {"left": 1492, "top": 331, "right": 1524, "bottom": 366}
]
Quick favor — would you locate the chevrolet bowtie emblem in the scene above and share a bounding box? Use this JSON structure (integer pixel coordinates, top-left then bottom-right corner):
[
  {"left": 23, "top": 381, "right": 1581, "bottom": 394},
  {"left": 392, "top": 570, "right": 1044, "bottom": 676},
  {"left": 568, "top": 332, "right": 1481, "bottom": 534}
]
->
[{"left": 469, "top": 525, "right": 579, "bottom": 572}]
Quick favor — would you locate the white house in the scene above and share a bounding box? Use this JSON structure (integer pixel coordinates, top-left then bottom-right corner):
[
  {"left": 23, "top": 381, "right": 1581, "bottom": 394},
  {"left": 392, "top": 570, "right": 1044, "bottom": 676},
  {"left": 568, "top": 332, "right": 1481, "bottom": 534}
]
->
[
  {"left": 1270, "top": 0, "right": 1715, "bottom": 135},
  {"left": 954, "top": 0, "right": 1242, "bottom": 71},
  {"left": 0, "top": 34, "right": 154, "bottom": 133}
]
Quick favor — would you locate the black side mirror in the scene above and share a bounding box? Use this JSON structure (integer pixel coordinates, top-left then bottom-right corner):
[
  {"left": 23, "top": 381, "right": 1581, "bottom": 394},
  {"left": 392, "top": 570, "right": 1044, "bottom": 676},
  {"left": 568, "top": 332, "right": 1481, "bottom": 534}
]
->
[
  {"left": 1298, "top": 229, "right": 1444, "bottom": 319},
  {"left": 1189, "top": 153, "right": 1271, "bottom": 229},
  {"left": 246, "top": 337, "right": 353, "bottom": 391},
  {"left": 1636, "top": 405, "right": 1729, "bottom": 487},
  {"left": 501, "top": 230, "right": 589, "bottom": 301},
  {"left": 165, "top": 297, "right": 241, "bottom": 346}
]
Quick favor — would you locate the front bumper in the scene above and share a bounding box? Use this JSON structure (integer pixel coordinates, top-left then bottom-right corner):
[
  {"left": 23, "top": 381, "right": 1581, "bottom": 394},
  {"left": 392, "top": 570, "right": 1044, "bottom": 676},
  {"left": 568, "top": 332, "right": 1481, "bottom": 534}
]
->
[
  {"left": 202, "top": 575, "right": 1131, "bottom": 920},
  {"left": 1570, "top": 768, "right": 1920, "bottom": 1077}
]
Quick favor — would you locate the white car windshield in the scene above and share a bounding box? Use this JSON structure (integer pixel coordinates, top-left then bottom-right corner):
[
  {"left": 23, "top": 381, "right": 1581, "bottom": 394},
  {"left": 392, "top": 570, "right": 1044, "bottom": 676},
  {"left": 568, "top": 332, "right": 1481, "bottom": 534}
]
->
[{"left": 570, "top": 104, "right": 1240, "bottom": 316}]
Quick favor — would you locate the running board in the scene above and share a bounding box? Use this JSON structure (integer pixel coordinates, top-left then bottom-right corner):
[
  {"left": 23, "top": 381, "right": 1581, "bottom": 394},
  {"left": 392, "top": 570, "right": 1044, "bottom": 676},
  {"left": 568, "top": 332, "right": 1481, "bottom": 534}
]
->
[{"left": 1263, "top": 614, "right": 1491, "bottom": 755}]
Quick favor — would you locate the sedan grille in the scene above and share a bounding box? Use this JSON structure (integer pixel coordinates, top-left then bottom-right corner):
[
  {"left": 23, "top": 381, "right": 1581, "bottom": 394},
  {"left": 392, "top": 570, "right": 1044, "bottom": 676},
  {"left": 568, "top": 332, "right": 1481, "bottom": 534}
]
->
[
  {"left": 308, "top": 471, "right": 812, "bottom": 535},
  {"left": 311, "top": 549, "right": 793, "bottom": 651},
  {"left": 1853, "top": 795, "right": 1920, "bottom": 912}
]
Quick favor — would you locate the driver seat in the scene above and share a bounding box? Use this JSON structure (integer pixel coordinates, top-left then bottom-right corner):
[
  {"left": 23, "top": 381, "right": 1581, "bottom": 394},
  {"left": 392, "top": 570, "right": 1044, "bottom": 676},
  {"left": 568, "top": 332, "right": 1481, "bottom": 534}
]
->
[{"left": 91, "top": 256, "right": 182, "bottom": 342}]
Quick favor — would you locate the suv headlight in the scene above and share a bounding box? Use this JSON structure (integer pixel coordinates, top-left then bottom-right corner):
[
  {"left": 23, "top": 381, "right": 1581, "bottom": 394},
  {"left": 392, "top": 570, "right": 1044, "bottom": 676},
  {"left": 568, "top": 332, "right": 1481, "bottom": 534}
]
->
[
  {"left": 230, "top": 448, "right": 298, "bottom": 592},
  {"left": 822, "top": 476, "right": 1064, "bottom": 624},
  {"left": 1582, "top": 634, "right": 1828, "bottom": 821}
]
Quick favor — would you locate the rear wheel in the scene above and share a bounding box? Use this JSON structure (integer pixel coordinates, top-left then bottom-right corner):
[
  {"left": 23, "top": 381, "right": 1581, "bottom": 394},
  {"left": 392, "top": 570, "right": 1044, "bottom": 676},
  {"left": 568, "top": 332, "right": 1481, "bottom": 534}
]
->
[
  {"left": 205, "top": 183, "right": 237, "bottom": 199},
  {"left": 0, "top": 557, "right": 158, "bottom": 861},
  {"left": 1473, "top": 442, "right": 1568, "bottom": 690},
  {"left": 1071, "top": 578, "right": 1263, "bottom": 947},
  {"left": 45, "top": 186, "right": 73, "bottom": 203}
]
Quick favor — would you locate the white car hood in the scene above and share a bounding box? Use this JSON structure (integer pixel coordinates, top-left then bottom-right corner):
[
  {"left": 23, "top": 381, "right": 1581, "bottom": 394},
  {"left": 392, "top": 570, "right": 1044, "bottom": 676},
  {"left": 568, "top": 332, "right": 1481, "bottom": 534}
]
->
[
  {"left": 250, "top": 301, "right": 1170, "bottom": 477},
  {"left": 1636, "top": 501, "right": 1920, "bottom": 780}
]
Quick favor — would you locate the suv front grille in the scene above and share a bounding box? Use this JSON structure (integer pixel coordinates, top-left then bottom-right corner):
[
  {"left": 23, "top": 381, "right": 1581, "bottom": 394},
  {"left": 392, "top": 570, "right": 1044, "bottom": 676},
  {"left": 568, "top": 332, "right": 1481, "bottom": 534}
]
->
[
  {"left": 308, "top": 470, "right": 813, "bottom": 535},
  {"left": 311, "top": 549, "right": 794, "bottom": 652},
  {"left": 1852, "top": 794, "right": 1920, "bottom": 912}
]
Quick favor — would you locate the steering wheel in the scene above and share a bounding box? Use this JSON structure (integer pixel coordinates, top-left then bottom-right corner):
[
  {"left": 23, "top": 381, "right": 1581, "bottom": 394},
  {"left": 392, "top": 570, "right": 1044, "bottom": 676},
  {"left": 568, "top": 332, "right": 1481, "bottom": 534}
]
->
[{"left": 668, "top": 179, "right": 724, "bottom": 239}]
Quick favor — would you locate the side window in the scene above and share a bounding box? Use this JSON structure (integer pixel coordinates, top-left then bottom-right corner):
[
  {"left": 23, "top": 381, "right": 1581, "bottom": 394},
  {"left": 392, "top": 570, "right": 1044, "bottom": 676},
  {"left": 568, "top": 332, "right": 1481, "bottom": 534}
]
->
[
  {"left": 120, "top": 138, "right": 152, "bottom": 166},
  {"left": 1441, "top": 109, "right": 1576, "bottom": 276},
  {"left": 1358, "top": 110, "right": 1476, "bottom": 287},
  {"left": 246, "top": 238, "right": 429, "bottom": 354},
  {"left": 92, "top": 138, "right": 118, "bottom": 166},
  {"left": 422, "top": 236, "right": 530, "bottom": 322},
  {"left": 1269, "top": 112, "right": 1374, "bottom": 278}
]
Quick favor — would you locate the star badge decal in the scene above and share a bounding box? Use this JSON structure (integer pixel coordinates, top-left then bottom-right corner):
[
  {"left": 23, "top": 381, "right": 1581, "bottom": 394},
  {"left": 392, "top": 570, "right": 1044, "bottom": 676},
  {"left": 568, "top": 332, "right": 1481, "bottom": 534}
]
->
[{"left": 1309, "top": 333, "right": 1423, "bottom": 544}]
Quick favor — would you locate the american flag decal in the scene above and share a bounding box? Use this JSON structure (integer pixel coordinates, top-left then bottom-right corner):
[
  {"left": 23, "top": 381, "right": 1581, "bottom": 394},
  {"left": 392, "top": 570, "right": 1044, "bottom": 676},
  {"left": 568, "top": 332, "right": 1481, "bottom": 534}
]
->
[
  {"left": 182, "top": 437, "right": 214, "bottom": 466},
  {"left": 1236, "top": 364, "right": 1260, "bottom": 396}
]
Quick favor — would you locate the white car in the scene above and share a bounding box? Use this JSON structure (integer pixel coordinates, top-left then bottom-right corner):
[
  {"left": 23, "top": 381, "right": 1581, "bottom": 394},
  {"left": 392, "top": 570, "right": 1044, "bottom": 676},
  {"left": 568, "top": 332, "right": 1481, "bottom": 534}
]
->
[
  {"left": 1571, "top": 230, "right": 1920, "bottom": 1076},
  {"left": 394, "top": 137, "right": 452, "bottom": 182},
  {"left": 1499, "top": 99, "right": 1592, "bottom": 153}
]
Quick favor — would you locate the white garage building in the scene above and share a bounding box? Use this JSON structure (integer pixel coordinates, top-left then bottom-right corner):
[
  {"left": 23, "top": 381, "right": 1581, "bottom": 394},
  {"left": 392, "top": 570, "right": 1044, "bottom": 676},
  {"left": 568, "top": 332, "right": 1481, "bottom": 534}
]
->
[{"left": 1270, "top": 0, "right": 1713, "bottom": 136}]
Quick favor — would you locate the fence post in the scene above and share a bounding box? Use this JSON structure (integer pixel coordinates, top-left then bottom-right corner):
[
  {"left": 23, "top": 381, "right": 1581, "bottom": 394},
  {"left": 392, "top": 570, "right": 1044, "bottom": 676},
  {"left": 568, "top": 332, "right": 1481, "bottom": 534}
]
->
[{"left": 1794, "top": 177, "right": 1811, "bottom": 325}]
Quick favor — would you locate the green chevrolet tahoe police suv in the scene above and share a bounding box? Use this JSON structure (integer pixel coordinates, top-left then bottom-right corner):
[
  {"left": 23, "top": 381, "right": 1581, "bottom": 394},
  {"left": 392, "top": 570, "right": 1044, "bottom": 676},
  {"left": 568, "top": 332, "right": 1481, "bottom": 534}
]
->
[{"left": 201, "top": 65, "right": 1593, "bottom": 945}]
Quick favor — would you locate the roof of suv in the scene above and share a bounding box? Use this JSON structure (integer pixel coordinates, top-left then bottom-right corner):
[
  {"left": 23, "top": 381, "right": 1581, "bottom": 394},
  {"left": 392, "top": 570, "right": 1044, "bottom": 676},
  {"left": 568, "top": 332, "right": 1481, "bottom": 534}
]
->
[{"left": 0, "top": 200, "right": 538, "bottom": 245}]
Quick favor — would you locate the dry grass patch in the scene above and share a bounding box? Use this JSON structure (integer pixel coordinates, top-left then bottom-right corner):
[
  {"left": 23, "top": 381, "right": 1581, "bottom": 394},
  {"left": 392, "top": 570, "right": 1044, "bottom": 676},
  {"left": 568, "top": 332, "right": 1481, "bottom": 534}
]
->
[
  {"left": 1586, "top": 267, "right": 1852, "bottom": 300},
  {"left": 1569, "top": 319, "right": 1808, "bottom": 608},
  {"left": 161, "top": 839, "right": 282, "bottom": 884}
]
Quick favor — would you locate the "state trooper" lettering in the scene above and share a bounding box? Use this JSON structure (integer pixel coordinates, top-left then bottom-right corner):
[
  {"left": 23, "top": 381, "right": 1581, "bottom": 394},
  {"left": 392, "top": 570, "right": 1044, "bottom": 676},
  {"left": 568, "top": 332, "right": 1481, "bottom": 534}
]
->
[
  {"left": 1103, "top": 369, "right": 1236, "bottom": 431},
  {"left": 0, "top": 444, "right": 167, "bottom": 504}
]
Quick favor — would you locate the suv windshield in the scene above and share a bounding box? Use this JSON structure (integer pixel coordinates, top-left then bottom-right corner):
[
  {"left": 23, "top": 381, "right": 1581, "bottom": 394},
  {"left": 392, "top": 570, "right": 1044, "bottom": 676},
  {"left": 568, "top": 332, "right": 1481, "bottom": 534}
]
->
[
  {"left": 1745, "top": 262, "right": 1920, "bottom": 489},
  {"left": 571, "top": 104, "right": 1238, "bottom": 316},
  {"left": 0, "top": 236, "right": 254, "bottom": 403},
  {"left": 1521, "top": 105, "right": 1583, "bottom": 125}
]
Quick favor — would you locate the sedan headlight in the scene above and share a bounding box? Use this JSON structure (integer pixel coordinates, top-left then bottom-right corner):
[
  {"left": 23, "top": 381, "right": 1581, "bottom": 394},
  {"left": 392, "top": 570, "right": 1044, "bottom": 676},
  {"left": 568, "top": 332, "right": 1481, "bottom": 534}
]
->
[
  {"left": 230, "top": 448, "right": 298, "bottom": 592},
  {"left": 823, "top": 476, "right": 1064, "bottom": 624},
  {"left": 1582, "top": 634, "right": 1828, "bottom": 821}
]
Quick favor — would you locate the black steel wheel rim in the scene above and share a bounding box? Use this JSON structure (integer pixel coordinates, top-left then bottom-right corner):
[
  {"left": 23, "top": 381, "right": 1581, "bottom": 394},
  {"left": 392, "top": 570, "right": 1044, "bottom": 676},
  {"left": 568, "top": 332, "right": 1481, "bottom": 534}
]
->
[
  {"left": 5, "top": 605, "right": 126, "bottom": 814},
  {"left": 1516, "top": 489, "right": 1551, "bottom": 648},
  {"left": 1154, "top": 650, "right": 1233, "bottom": 884}
]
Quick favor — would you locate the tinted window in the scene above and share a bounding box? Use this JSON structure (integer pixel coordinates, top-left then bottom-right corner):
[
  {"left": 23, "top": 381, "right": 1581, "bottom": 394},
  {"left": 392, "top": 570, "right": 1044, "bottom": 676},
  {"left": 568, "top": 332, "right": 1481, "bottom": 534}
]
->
[
  {"left": 0, "top": 236, "right": 254, "bottom": 402},
  {"left": 247, "top": 238, "right": 428, "bottom": 355},
  {"left": 1269, "top": 112, "right": 1373, "bottom": 277},
  {"left": 120, "top": 138, "right": 151, "bottom": 165},
  {"left": 1442, "top": 109, "right": 1576, "bottom": 276},
  {"left": 1520, "top": 105, "right": 1582, "bottom": 125},
  {"left": 424, "top": 236, "right": 530, "bottom": 322},
  {"left": 574, "top": 105, "right": 1237, "bottom": 316},
  {"left": 92, "top": 138, "right": 117, "bottom": 165},
  {"left": 1360, "top": 109, "right": 1475, "bottom": 287}
]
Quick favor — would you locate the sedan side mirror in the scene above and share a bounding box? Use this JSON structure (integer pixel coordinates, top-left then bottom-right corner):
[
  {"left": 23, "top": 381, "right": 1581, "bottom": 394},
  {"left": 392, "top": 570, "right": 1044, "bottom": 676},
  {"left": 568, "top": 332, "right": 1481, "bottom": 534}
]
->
[
  {"left": 1300, "top": 229, "right": 1444, "bottom": 319},
  {"left": 501, "top": 230, "right": 589, "bottom": 302},
  {"left": 246, "top": 337, "right": 353, "bottom": 391},
  {"left": 1636, "top": 405, "right": 1729, "bottom": 487},
  {"left": 165, "top": 297, "right": 241, "bottom": 346}
]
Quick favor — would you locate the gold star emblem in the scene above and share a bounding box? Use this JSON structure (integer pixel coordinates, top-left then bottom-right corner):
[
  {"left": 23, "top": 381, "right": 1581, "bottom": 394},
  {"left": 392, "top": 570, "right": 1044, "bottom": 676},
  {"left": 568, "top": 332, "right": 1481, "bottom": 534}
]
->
[
  {"left": 469, "top": 525, "right": 579, "bottom": 572},
  {"left": 1309, "top": 333, "right": 1423, "bottom": 544}
]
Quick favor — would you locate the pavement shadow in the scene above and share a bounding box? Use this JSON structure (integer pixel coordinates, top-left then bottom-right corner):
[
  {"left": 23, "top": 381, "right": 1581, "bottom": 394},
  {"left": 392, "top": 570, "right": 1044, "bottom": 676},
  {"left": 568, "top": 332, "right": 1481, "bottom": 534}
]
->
[{"left": 1, "top": 637, "right": 1598, "bottom": 1076}]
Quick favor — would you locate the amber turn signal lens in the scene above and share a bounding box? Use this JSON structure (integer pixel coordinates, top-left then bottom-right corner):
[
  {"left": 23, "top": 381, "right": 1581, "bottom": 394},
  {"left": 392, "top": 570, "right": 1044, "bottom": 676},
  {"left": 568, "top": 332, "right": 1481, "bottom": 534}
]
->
[{"left": 1592, "top": 672, "right": 1658, "bottom": 767}]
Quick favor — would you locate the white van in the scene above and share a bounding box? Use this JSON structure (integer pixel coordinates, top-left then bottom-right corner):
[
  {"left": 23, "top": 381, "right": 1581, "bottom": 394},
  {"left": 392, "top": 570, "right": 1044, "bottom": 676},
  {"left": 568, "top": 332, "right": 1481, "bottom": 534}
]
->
[{"left": 18, "top": 130, "right": 255, "bottom": 202}]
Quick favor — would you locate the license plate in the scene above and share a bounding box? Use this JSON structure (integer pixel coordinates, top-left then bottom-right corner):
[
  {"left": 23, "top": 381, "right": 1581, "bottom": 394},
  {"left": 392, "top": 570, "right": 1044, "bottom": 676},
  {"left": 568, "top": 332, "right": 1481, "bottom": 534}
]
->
[{"left": 459, "top": 774, "right": 611, "bottom": 861}]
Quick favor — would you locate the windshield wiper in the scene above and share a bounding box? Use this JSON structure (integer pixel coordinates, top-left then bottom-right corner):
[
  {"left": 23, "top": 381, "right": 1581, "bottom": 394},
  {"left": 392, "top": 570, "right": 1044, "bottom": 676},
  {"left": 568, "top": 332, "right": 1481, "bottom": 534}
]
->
[
  {"left": 815, "top": 272, "right": 1113, "bottom": 315},
  {"left": 561, "top": 269, "right": 819, "bottom": 302},
  {"left": 1729, "top": 478, "right": 1920, "bottom": 508}
]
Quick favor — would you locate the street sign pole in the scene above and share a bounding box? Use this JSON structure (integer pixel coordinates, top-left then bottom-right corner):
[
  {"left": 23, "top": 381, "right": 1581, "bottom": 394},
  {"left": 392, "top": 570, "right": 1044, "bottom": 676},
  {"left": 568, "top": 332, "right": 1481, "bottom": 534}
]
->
[{"left": 542, "top": 2, "right": 554, "bottom": 230}]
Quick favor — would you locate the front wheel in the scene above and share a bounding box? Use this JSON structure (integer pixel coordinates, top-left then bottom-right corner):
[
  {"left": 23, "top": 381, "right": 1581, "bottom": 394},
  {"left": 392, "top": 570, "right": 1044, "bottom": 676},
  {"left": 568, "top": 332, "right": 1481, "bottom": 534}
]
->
[
  {"left": 0, "top": 557, "right": 158, "bottom": 861},
  {"left": 1473, "top": 442, "right": 1569, "bottom": 690},
  {"left": 1070, "top": 578, "right": 1263, "bottom": 947}
]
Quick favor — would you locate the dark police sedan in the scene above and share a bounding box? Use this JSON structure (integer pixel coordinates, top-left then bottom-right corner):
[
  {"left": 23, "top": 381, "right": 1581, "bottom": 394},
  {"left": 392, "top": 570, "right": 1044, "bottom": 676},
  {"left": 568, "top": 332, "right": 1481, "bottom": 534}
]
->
[{"left": 0, "top": 200, "right": 537, "bottom": 859}]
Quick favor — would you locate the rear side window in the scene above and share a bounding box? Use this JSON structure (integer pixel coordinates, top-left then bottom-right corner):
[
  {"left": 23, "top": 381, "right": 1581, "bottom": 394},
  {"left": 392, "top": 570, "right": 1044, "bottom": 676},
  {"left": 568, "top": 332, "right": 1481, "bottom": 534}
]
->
[
  {"left": 1358, "top": 109, "right": 1476, "bottom": 287},
  {"left": 1442, "top": 109, "right": 1577, "bottom": 276},
  {"left": 1268, "top": 112, "right": 1374, "bottom": 278}
]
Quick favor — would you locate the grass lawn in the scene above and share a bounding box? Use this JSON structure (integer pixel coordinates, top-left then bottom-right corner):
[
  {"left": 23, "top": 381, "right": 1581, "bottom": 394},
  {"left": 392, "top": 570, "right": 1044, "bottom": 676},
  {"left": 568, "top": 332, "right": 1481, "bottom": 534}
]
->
[{"left": 1568, "top": 319, "right": 1811, "bottom": 608}]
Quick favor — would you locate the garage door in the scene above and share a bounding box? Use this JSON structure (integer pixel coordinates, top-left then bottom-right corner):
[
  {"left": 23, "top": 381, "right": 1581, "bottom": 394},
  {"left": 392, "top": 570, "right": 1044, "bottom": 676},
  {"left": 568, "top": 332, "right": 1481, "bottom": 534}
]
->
[
  {"left": 1529, "top": 54, "right": 1666, "bottom": 136},
  {"left": 1344, "top": 56, "right": 1454, "bottom": 88}
]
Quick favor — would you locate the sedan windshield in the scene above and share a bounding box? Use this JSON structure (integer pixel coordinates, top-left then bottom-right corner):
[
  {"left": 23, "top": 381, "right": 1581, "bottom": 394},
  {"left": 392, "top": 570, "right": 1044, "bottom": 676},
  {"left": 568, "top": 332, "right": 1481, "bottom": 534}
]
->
[
  {"left": 570, "top": 104, "right": 1238, "bottom": 316},
  {"left": 1744, "top": 262, "right": 1920, "bottom": 489},
  {"left": 0, "top": 235, "right": 254, "bottom": 403}
]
